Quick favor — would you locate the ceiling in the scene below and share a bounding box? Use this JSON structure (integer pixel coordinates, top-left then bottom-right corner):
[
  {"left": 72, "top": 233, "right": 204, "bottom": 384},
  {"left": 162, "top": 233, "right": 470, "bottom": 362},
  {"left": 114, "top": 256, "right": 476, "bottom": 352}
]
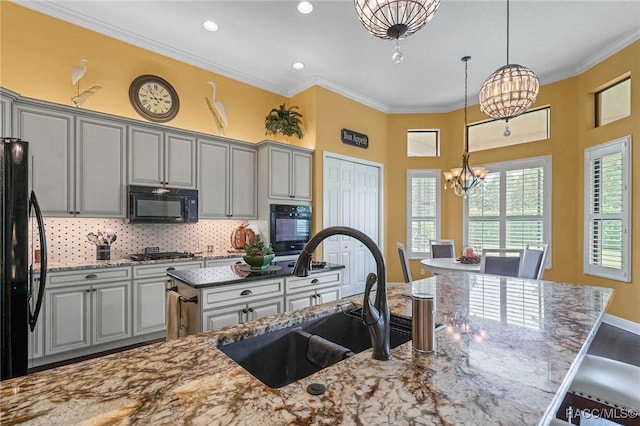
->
[{"left": 14, "top": 0, "right": 640, "bottom": 113}]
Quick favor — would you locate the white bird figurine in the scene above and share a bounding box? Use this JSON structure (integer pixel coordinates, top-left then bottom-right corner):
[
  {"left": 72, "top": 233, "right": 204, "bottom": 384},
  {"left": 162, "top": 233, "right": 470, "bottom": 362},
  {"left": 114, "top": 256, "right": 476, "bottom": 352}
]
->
[
  {"left": 205, "top": 81, "right": 228, "bottom": 134},
  {"left": 71, "top": 59, "right": 88, "bottom": 87}
]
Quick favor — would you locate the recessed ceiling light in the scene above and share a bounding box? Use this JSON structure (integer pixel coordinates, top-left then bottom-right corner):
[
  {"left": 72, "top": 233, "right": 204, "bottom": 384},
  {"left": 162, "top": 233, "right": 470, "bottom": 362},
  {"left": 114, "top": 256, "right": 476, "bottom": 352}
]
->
[
  {"left": 292, "top": 62, "right": 305, "bottom": 70},
  {"left": 297, "top": 1, "right": 313, "bottom": 14},
  {"left": 202, "top": 20, "right": 219, "bottom": 32}
]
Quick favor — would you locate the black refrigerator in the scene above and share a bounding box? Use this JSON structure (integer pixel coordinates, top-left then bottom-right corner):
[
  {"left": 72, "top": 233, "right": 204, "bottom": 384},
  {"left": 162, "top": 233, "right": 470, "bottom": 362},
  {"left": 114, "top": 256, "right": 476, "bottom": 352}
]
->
[{"left": 1, "top": 137, "right": 47, "bottom": 380}]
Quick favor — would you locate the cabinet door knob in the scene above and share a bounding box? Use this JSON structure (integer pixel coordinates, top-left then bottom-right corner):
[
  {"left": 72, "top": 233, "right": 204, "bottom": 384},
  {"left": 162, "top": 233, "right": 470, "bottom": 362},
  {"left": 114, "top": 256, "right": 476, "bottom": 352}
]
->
[
  {"left": 68, "top": 211, "right": 74, "bottom": 215},
  {"left": 75, "top": 211, "right": 80, "bottom": 215},
  {"left": 166, "top": 267, "right": 176, "bottom": 272},
  {"left": 242, "top": 308, "right": 249, "bottom": 314},
  {"left": 85, "top": 289, "right": 92, "bottom": 293},
  {"left": 240, "top": 289, "right": 252, "bottom": 296},
  {"left": 248, "top": 307, "right": 254, "bottom": 313},
  {"left": 311, "top": 278, "right": 319, "bottom": 284},
  {"left": 85, "top": 273, "right": 98, "bottom": 279}
]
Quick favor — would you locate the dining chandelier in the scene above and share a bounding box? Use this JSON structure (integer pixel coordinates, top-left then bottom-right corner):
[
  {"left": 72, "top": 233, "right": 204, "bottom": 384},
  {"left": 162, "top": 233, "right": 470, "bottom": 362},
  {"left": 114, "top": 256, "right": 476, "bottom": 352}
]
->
[
  {"left": 444, "top": 56, "right": 487, "bottom": 198},
  {"left": 354, "top": 0, "right": 440, "bottom": 64},
  {"left": 478, "top": 0, "right": 539, "bottom": 136}
]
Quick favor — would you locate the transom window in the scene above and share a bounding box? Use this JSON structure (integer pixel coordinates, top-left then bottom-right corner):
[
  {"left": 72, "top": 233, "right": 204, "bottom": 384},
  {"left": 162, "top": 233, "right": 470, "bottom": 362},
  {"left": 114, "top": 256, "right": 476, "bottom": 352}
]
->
[
  {"left": 407, "top": 169, "right": 441, "bottom": 258},
  {"left": 596, "top": 77, "right": 631, "bottom": 127},
  {"left": 464, "top": 156, "right": 552, "bottom": 268},
  {"left": 584, "top": 136, "right": 631, "bottom": 282},
  {"left": 407, "top": 130, "right": 439, "bottom": 157},
  {"left": 468, "top": 107, "right": 550, "bottom": 152}
]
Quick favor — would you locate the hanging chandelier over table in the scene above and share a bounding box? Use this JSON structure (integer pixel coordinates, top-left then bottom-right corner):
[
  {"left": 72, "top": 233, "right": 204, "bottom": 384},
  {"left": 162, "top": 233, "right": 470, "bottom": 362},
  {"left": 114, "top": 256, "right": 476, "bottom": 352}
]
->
[
  {"left": 444, "top": 56, "right": 488, "bottom": 198},
  {"left": 479, "top": 0, "right": 539, "bottom": 136},
  {"left": 354, "top": 0, "right": 440, "bottom": 64}
]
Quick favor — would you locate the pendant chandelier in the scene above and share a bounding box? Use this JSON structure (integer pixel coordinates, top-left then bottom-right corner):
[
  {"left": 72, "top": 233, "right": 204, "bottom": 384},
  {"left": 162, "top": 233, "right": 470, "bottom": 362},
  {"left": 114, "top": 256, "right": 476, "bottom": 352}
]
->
[
  {"left": 478, "top": 0, "right": 539, "bottom": 135},
  {"left": 354, "top": 0, "right": 440, "bottom": 64},
  {"left": 444, "top": 56, "right": 488, "bottom": 198}
]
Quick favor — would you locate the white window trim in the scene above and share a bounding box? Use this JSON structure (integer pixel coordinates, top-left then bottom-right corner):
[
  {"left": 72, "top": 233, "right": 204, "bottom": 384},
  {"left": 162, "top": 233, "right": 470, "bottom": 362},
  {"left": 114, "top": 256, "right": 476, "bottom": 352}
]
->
[
  {"left": 463, "top": 155, "right": 552, "bottom": 268},
  {"left": 583, "top": 136, "right": 631, "bottom": 282},
  {"left": 406, "top": 169, "right": 441, "bottom": 259}
]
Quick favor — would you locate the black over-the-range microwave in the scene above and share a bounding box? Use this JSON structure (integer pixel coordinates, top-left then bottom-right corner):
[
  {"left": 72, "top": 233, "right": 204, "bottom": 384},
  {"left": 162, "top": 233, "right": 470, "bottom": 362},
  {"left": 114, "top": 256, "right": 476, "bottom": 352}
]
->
[{"left": 127, "top": 185, "right": 198, "bottom": 223}]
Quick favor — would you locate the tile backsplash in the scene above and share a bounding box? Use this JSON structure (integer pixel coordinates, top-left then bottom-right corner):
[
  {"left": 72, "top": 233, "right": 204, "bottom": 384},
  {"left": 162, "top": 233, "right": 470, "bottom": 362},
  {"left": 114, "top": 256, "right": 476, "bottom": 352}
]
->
[{"left": 40, "top": 218, "right": 250, "bottom": 263}]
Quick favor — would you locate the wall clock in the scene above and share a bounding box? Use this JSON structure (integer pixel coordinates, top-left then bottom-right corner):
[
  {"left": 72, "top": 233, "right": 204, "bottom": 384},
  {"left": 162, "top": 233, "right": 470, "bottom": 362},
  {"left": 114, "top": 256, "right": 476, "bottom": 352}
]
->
[{"left": 128, "top": 74, "right": 179, "bottom": 123}]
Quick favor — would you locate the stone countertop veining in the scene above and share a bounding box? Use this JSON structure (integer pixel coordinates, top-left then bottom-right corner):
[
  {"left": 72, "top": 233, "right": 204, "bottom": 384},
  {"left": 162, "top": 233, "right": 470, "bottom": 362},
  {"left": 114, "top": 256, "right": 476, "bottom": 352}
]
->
[
  {"left": 168, "top": 261, "right": 346, "bottom": 288},
  {"left": 38, "top": 252, "right": 246, "bottom": 273},
  {"left": 0, "top": 273, "right": 613, "bottom": 425}
]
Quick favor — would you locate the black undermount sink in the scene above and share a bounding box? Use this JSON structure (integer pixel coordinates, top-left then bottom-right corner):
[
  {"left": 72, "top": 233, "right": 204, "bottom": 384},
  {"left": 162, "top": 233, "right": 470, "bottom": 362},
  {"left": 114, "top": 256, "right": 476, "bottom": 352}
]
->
[{"left": 218, "top": 308, "right": 412, "bottom": 388}]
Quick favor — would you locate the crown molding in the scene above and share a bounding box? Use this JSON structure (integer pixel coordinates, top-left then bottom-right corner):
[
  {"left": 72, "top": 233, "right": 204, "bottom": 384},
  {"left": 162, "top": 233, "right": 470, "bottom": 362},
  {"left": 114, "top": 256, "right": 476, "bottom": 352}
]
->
[
  {"left": 12, "top": 0, "right": 291, "bottom": 97},
  {"left": 576, "top": 27, "right": 640, "bottom": 75}
]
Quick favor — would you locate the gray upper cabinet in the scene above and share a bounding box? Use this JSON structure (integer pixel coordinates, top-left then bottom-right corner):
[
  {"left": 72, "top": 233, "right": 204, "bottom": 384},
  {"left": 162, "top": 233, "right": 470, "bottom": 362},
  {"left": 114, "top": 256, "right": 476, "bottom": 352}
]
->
[
  {"left": 129, "top": 126, "right": 196, "bottom": 189},
  {"left": 198, "top": 138, "right": 256, "bottom": 219},
  {"left": 75, "top": 117, "right": 126, "bottom": 217},
  {"left": 14, "top": 104, "right": 75, "bottom": 216},
  {"left": 261, "top": 143, "right": 313, "bottom": 201}
]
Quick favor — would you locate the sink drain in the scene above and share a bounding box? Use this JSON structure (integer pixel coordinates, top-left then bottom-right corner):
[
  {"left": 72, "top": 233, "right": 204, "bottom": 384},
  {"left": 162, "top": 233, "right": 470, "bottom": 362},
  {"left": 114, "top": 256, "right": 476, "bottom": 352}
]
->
[{"left": 307, "top": 383, "right": 326, "bottom": 395}]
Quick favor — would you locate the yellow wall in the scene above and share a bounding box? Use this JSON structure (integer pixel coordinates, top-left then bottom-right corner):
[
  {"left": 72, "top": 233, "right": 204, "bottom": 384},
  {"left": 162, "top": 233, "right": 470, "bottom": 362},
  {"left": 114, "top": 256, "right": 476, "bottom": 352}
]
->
[
  {"left": 576, "top": 41, "right": 640, "bottom": 322},
  {"left": 2, "top": 3, "right": 638, "bottom": 321}
]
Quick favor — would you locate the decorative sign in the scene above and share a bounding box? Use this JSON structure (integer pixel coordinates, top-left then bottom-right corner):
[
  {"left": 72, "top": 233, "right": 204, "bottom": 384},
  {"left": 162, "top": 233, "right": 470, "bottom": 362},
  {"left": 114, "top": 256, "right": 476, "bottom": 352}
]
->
[{"left": 341, "top": 128, "right": 368, "bottom": 149}]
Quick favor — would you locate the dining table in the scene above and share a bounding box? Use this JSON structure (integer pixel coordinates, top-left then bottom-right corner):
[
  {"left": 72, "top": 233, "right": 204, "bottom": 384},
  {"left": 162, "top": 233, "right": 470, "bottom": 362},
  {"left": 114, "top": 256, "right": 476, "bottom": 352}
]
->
[{"left": 421, "top": 257, "right": 481, "bottom": 275}]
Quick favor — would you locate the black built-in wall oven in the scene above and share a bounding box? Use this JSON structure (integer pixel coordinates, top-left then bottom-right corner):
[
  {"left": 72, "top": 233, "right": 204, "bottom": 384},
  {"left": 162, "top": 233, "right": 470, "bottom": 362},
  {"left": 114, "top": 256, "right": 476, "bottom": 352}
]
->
[{"left": 270, "top": 204, "right": 311, "bottom": 255}]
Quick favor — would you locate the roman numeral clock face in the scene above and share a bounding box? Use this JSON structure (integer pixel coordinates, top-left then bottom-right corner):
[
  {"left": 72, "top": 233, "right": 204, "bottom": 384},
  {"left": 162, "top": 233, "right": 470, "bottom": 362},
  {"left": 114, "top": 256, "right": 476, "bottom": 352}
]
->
[{"left": 129, "top": 75, "right": 179, "bottom": 123}]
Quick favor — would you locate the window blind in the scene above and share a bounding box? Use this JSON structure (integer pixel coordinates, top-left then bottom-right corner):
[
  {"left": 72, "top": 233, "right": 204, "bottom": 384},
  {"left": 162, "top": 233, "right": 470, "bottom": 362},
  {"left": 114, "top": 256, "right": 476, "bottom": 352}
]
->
[
  {"left": 584, "top": 137, "right": 630, "bottom": 282},
  {"left": 407, "top": 170, "right": 440, "bottom": 257}
]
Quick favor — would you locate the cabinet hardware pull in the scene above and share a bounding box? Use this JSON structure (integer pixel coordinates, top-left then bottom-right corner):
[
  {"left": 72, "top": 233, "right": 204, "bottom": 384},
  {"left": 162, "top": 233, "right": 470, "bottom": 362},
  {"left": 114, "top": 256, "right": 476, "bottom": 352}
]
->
[
  {"left": 248, "top": 308, "right": 254, "bottom": 312},
  {"left": 166, "top": 267, "right": 176, "bottom": 272},
  {"left": 240, "top": 290, "right": 252, "bottom": 296},
  {"left": 235, "top": 261, "right": 242, "bottom": 265},
  {"left": 68, "top": 211, "right": 74, "bottom": 215},
  {"left": 85, "top": 289, "right": 91, "bottom": 293},
  {"left": 93, "top": 289, "right": 97, "bottom": 292},
  {"left": 75, "top": 211, "right": 80, "bottom": 215},
  {"left": 311, "top": 279, "right": 319, "bottom": 284},
  {"left": 85, "top": 273, "right": 98, "bottom": 279},
  {"left": 242, "top": 308, "right": 249, "bottom": 314}
]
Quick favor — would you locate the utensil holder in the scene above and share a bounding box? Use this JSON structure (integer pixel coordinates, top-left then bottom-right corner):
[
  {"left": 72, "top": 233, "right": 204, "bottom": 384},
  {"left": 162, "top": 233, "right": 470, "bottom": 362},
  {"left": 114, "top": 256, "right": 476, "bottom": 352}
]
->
[
  {"left": 96, "top": 245, "right": 110, "bottom": 261},
  {"left": 412, "top": 294, "right": 435, "bottom": 353}
]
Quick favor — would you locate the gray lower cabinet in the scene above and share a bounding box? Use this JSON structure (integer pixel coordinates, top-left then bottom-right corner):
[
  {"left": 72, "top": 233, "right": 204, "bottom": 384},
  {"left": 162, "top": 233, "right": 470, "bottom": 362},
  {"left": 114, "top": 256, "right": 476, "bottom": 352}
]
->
[
  {"left": 202, "top": 297, "right": 284, "bottom": 331},
  {"left": 45, "top": 280, "right": 132, "bottom": 355},
  {"left": 129, "top": 126, "right": 196, "bottom": 189},
  {"left": 198, "top": 138, "right": 257, "bottom": 219},
  {"left": 132, "top": 261, "right": 204, "bottom": 336}
]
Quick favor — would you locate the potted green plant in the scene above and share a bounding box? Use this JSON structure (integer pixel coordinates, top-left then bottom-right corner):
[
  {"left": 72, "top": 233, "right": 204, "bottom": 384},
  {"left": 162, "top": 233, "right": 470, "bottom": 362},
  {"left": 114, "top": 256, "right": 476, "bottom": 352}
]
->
[
  {"left": 265, "top": 104, "right": 304, "bottom": 139},
  {"left": 243, "top": 235, "right": 275, "bottom": 270}
]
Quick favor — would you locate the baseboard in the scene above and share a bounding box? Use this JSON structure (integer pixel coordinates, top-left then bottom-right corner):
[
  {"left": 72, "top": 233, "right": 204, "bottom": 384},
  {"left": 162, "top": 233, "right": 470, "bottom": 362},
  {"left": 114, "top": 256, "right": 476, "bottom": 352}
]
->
[{"left": 603, "top": 313, "right": 640, "bottom": 335}]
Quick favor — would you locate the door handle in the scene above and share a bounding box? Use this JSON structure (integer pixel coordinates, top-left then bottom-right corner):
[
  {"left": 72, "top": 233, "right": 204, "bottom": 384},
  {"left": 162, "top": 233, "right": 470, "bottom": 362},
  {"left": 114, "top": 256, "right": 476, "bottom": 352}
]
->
[{"left": 28, "top": 191, "right": 47, "bottom": 332}]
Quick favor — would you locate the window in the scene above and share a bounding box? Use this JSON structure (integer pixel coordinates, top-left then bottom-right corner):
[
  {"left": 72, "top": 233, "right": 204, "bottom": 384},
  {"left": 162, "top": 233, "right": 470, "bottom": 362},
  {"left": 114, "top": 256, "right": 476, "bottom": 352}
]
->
[
  {"left": 464, "top": 156, "right": 551, "bottom": 267},
  {"left": 584, "top": 136, "right": 631, "bottom": 282},
  {"left": 407, "top": 169, "right": 441, "bottom": 257},
  {"left": 596, "top": 77, "right": 631, "bottom": 127},
  {"left": 407, "top": 130, "right": 439, "bottom": 157},
  {"left": 468, "top": 107, "right": 550, "bottom": 152}
]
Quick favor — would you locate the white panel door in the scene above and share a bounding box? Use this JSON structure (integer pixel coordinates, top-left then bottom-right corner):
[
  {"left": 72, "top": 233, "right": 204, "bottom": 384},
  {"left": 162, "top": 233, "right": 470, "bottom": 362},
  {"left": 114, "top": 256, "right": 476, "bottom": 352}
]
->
[
  {"left": 133, "top": 278, "right": 167, "bottom": 335},
  {"left": 165, "top": 132, "right": 196, "bottom": 188},
  {"left": 93, "top": 281, "right": 131, "bottom": 345},
  {"left": 323, "top": 157, "right": 341, "bottom": 267},
  {"left": 15, "top": 105, "right": 74, "bottom": 216},
  {"left": 202, "top": 303, "right": 245, "bottom": 331},
  {"left": 285, "top": 291, "right": 315, "bottom": 312},
  {"left": 248, "top": 297, "right": 283, "bottom": 321},
  {"left": 45, "top": 286, "right": 91, "bottom": 354},
  {"left": 354, "top": 163, "right": 379, "bottom": 291},
  {"left": 316, "top": 286, "right": 341, "bottom": 305},
  {"left": 230, "top": 145, "right": 257, "bottom": 218},
  {"left": 75, "top": 117, "right": 126, "bottom": 217},
  {"left": 198, "top": 139, "right": 229, "bottom": 218},
  {"left": 129, "top": 126, "right": 163, "bottom": 185}
]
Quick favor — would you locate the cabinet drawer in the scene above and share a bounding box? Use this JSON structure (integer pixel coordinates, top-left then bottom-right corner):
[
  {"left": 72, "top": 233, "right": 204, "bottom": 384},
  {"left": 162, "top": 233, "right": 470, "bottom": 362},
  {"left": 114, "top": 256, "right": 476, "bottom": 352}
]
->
[
  {"left": 48, "top": 267, "right": 131, "bottom": 287},
  {"left": 133, "top": 261, "right": 203, "bottom": 279},
  {"left": 286, "top": 271, "right": 342, "bottom": 293},
  {"left": 201, "top": 278, "right": 284, "bottom": 309},
  {"left": 205, "top": 258, "right": 243, "bottom": 268}
]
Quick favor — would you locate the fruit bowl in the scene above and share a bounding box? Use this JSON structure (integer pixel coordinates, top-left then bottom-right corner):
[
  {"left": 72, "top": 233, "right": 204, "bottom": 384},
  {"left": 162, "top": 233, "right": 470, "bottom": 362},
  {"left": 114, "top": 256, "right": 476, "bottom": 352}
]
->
[
  {"left": 243, "top": 254, "right": 275, "bottom": 270},
  {"left": 456, "top": 255, "right": 481, "bottom": 264}
]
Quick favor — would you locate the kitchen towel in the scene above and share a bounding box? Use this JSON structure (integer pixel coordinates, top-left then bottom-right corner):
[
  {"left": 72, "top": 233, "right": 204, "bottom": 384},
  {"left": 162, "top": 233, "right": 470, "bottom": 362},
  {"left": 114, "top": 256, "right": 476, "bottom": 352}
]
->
[
  {"left": 306, "top": 334, "right": 354, "bottom": 369},
  {"left": 166, "top": 291, "right": 181, "bottom": 341}
]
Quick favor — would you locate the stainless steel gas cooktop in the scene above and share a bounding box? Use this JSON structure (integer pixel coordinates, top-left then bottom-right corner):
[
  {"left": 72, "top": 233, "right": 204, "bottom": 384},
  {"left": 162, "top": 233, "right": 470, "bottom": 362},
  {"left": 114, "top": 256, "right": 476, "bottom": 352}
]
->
[{"left": 128, "top": 252, "right": 195, "bottom": 261}]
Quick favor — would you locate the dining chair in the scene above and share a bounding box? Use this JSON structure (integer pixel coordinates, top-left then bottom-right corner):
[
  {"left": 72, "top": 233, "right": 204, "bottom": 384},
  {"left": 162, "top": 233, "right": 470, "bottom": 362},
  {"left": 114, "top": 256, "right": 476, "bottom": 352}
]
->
[
  {"left": 480, "top": 248, "right": 524, "bottom": 278},
  {"left": 428, "top": 239, "right": 456, "bottom": 259},
  {"left": 519, "top": 244, "right": 549, "bottom": 280},
  {"left": 396, "top": 242, "right": 413, "bottom": 283}
]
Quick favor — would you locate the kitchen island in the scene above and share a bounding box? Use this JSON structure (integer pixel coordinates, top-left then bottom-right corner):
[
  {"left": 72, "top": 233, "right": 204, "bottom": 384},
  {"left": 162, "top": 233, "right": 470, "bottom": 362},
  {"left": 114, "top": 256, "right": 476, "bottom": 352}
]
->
[{"left": 0, "top": 272, "right": 612, "bottom": 425}]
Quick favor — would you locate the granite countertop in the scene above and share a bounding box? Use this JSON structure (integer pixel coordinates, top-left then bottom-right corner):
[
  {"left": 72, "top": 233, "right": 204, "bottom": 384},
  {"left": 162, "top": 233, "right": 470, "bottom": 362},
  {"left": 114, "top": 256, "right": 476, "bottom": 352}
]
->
[
  {"left": 168, "top": 261, "right": 345, "bottom": 288},
  {"left": 0, "top": 273, "right": 613, "bottom": 425},
  {"left": 40, "top": 252, "right": 245, "bottom": 273}
]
